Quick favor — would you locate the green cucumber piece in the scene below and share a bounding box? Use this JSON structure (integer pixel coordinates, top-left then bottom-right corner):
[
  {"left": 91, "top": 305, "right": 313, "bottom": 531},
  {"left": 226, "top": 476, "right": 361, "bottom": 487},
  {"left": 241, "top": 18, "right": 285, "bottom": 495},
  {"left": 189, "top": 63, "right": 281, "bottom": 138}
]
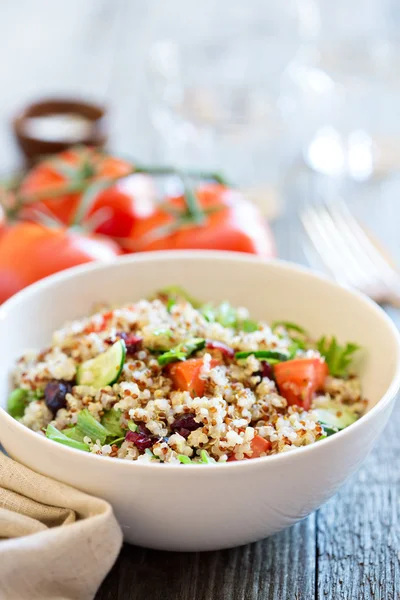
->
[
  {"left": 77, "top": 340, "right": 126, "bottom": 388},
  {"left": 314, "top": 401, "right": 358, "bottom": 431},
  {"left": 235, "top": 350, "right": 289, "bottom": 361},
  {"left": 7, "top": 389, "right": 29, "bottom": 418}
]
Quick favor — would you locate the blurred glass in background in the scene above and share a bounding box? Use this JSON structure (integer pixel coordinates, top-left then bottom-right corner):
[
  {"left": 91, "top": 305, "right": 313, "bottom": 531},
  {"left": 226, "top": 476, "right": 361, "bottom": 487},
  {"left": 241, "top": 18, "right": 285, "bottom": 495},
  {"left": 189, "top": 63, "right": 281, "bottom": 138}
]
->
[
  {"left": 146, "top": 0, "right": 309, "bottom": 215},
  {"left": 288, "top": 0, "right": 400, "bottom": 181},
  {"left": 144, "top": 0, "right": 400, "bottom": 223}
]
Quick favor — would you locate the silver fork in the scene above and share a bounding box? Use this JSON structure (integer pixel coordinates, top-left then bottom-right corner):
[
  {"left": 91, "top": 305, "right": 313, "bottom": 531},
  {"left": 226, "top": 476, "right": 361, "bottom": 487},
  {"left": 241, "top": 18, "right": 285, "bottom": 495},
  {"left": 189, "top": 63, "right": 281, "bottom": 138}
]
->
[{"left": 300, "top": 198, "right": 400, "bottom": 307}]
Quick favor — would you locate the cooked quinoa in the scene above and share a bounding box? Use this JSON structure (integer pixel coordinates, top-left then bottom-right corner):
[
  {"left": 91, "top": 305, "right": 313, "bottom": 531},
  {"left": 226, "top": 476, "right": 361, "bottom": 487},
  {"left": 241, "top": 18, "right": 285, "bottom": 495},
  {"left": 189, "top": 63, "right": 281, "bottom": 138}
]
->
[{"left": 8, "top": 287, "right": 367, "bottom": 464}]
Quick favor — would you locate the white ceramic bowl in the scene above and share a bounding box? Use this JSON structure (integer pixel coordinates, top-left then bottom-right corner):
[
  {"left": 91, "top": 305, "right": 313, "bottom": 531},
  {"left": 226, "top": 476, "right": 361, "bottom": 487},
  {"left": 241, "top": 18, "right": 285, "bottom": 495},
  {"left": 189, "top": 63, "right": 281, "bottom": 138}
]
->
[{"left": 0, "top": 251, "right": 399, "bottom": 552}]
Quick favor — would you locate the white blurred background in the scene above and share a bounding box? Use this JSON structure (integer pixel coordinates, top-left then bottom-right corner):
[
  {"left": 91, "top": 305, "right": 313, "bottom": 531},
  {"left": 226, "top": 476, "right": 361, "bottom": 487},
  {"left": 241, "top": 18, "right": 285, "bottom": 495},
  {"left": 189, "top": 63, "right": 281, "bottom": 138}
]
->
[{"left": 1, "top": 0, "right": 400, "bottom": 239}]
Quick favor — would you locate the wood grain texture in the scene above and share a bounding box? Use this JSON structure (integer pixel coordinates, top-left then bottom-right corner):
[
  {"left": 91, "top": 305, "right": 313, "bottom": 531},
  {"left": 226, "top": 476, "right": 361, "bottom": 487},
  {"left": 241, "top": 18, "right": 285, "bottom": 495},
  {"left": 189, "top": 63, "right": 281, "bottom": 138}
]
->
[
  {"left": 316, "top": 401, "right": 400, "bottom": 600},
  {"left": 96, "top": 516, "right": 316, "bottom": 600}
]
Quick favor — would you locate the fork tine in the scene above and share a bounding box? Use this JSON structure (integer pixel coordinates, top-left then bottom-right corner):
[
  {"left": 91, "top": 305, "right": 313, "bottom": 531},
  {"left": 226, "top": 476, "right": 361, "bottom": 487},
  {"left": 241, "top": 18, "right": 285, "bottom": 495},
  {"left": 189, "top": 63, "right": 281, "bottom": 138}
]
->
[
  {"left": 301, "top": 205, "right": 364, "bottom": 287},
  {"left": 326, "top": 199, "right": 400, "bottom": 288},
  {"left": 301, "top": 199, "right": 400, "bottom": 304},
  {"left": 309, "top": 203, "right": 376, "bottom": 289}
]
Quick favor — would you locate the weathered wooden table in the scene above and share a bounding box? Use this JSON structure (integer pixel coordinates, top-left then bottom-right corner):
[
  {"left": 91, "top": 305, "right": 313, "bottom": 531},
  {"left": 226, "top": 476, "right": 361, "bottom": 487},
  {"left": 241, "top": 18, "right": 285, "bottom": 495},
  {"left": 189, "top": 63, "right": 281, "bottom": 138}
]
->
[{"left": 1, "top": 2, "right": 399, "bottom": 598}]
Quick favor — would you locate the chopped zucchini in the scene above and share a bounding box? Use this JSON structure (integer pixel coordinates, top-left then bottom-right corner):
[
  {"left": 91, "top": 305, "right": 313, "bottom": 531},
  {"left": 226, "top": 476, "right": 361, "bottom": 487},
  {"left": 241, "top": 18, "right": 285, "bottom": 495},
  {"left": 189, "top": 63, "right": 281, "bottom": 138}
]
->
[{"left": 314, "top": 400, "right": 358, "bottom": 431}]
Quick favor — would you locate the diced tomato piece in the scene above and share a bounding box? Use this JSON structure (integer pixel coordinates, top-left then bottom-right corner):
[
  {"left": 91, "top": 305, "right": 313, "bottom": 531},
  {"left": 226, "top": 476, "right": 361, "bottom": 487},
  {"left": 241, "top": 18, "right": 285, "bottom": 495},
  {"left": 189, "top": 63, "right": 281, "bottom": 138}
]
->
[
  {"left": 250, "top": 435, "right": 272, "bottom": 457},
  {"left": 84, "top": 310, "right": 114, "bottom": 334},
  {"left": 167, "top": 358, "right": 220, "bottom": 397},
  {"left": 274, "top": 358, "right": 328, "bottom": 410},
  {"left": 228, "top": 435, "right": 272, "bottom": 461}
]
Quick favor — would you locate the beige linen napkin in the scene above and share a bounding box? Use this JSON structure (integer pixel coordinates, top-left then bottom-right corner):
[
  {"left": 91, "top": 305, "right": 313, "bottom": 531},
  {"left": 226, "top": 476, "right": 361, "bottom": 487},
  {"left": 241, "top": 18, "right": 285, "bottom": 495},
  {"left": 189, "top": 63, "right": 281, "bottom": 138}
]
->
[{"left": 0, "top": 452, "right": 123, "bottom": 600}]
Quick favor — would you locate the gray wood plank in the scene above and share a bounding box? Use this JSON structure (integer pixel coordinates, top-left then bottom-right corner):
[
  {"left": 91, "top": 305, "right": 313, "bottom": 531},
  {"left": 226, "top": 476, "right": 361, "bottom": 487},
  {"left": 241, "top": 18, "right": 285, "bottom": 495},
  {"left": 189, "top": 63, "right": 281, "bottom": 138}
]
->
[
  {"left": 96, "top": 515, "right": 316, "bottom": 600},
  {"left": 281, "top": 194, "right": 400, "bottom": 598},
  {"left": 316, "top": 387, "right": 400, "bottom": 599}
]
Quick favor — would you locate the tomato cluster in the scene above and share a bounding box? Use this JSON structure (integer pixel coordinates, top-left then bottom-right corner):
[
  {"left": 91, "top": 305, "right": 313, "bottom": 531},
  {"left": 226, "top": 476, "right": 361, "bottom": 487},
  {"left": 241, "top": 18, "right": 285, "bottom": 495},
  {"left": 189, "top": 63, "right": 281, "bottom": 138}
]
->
[{"left": 0, "top": 147, "right": 276, "bottom": 303}]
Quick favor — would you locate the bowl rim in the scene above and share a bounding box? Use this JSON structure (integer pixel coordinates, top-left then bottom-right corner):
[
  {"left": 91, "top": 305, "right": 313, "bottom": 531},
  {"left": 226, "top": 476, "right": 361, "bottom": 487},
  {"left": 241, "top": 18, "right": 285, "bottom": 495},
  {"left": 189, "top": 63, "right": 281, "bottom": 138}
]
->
[{"left": 1, "top": 249, "right": 400, "bottom": 474}]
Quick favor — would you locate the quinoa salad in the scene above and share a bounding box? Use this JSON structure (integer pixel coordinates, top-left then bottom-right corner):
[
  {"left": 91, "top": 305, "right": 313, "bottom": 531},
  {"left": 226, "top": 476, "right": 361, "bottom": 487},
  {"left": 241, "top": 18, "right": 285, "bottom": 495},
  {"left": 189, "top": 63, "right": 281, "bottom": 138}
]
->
[{"left": 7, "top": 286, "right": 366, "bottom": 464}]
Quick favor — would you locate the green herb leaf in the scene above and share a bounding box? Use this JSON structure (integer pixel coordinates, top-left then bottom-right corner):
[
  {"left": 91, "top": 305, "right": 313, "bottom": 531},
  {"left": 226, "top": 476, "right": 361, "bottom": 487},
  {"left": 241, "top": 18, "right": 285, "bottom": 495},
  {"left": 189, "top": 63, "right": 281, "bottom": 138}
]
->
[
  {"left": 61, "top": 426, "right": 86, "bottom": 443},
  {"left": 77, "top": 409, "right": 110, "bottom": 444},
  {"left": 200, "top": 303, "right": 216, "bottom": 323},
  {"left": 177, "top": 454, "right": 192, "bottom": 464},
  {"left": 199, "top": 449, "right": 216, "bottom": 464},
  {"left": 216, "top": 302, "right": 237, "bottom": 328},
  {"left": 157, "top": 350, "right": 187, "bottom": 366},
  {"left": 321, "top": 424, "right": 339, "bottom": 437},
  {"left": 158, "top": 338, "right": 205, "bottom": 366},
  {"left": 317, "top": 336, "right": 360, "bottom": 378},
  {"left": 109, "top": 436, "right": 125, "bottom": 446},
  {"left": 101, "top": 409, "right": 124, "bottom": 438},
  {"left": 235, "top": 350, "right": 289, "bottom": 361},
  {"left": 28, "top": 389, "right": 45, "bottom": 400},
  {"left": 145, "top": 448, "right": 159, "bottom": 460},
  {"left": 7, "top": 389, "right": 29, "bottom": 418},
  {"left": 128, "top": 421, "right": 138, "bottom": 432},
  {"left": 272, "top": 321, "right": 308, "bottom": 335},
  {"left": 156, "top": 286, "right": 202, "bottom": 308},
  {"left": 152, "top": 328, "right": 173, "bottom": 338},
  {"left": 46, "top": 424, "right": 90, "bottom": 452},
  {"left": 240, "top": 319, "right": 259, "bottom": 333},
  {"left": 287, "top": 340, "right": 306, "bottom": 359},
  {"left": 166, "top": 298, "right": 176, "bottom": 312}
]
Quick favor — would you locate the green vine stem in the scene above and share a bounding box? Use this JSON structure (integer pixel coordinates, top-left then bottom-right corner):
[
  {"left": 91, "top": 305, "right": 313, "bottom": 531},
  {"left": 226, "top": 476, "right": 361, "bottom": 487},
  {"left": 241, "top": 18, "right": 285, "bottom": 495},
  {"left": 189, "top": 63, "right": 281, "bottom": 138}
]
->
[{"left": 0, "top": 157, "right": 229, "bottom": 228}]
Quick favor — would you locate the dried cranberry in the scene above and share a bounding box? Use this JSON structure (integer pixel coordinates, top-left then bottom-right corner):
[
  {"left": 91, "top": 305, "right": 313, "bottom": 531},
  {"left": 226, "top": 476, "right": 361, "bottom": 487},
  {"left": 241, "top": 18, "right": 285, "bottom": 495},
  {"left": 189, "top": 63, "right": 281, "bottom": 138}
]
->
[
  {"left": 106, "top": 332, "right": 143, "bottom": 355},
  {"left": 137, "top": 423, "right": 152, "bottom": 436},
  {"left": 120, "top": 333, "right": 143, "bottom": 355},
  {"left": 260, "top": 361, "right": 275, "bottom": 381},
  {"left": 171, "top": 414, "right": 201, "bottom": 438},
  {"left": 44, "top": 380, "right": 74, "bottom": 415},
  {"left": 205, "top": 339, "right": 235, "bottom": 359},
  {"left": 125, "top": 430, "right": 154, "bottom": 450}
]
